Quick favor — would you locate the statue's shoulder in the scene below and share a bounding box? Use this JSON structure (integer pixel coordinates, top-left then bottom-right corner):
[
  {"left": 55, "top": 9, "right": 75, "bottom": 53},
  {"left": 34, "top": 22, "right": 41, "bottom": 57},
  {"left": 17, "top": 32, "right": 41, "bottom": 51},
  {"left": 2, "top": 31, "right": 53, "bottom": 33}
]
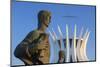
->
[{"left": 29, "top": 29, "right": 40, "bottom": 40}]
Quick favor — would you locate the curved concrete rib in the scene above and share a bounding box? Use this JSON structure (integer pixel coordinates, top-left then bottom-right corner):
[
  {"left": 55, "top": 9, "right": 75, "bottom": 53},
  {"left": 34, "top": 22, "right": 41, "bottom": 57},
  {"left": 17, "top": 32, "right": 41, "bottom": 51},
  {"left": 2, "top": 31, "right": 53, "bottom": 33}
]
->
[
  {"left": 83, "top": 31, "right": 90, "bottom": 61},
  {"left": 48, "top": 30, "right": 55, "bottom": 42},
  {"left": 65, "top": 24, "right": 70, "bottom": 62},
  {"left": 76, "top": 27, "right": 84, "bottom": 61},
  {"left": 80, "top": 30, "right": 90, "bottom": 61},
  {"left": 52, "top": 28, "right": 58, "bottom": 43},
  {"left": 49, "top": 29, "right": 58, "bottom": 63},
  {"left": 71, "top": 24, "right": 77, "bottom": 62},
  {"left": 57, "top": 25, "right": 64, "bottom": 50}
]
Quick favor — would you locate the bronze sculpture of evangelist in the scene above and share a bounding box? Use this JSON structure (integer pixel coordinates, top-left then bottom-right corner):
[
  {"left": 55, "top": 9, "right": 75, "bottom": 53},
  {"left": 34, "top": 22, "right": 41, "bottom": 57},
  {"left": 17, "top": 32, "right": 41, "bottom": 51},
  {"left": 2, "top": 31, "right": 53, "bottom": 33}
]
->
[{"left": 14, "top": 10, "right": 65, "bottom": 65}]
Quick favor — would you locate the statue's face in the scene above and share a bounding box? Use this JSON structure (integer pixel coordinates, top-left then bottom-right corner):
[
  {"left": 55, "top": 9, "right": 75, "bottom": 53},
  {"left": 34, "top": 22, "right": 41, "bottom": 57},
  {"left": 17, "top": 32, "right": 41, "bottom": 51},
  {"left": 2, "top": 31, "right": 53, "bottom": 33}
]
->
[
  {"left": 38, "top": 10, "right": 51, "bottom": 28},
  {"left": 42, "top": 15, "right": 51, "bottom": 27}
]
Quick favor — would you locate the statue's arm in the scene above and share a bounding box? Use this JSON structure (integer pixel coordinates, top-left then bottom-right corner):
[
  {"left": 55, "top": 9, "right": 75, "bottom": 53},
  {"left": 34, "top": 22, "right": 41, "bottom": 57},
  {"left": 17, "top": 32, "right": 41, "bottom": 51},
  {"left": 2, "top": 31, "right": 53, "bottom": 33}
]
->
[{"left": 14, "top": 30, "right": 39, "bottom": 58}]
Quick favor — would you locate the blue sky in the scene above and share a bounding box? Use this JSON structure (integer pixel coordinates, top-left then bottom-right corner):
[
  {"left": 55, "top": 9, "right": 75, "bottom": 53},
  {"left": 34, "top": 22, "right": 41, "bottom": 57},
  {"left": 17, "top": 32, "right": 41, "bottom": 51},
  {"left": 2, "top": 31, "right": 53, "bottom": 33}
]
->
[{"left": 12, "top": 0, "right": 96, "bottom": 65}]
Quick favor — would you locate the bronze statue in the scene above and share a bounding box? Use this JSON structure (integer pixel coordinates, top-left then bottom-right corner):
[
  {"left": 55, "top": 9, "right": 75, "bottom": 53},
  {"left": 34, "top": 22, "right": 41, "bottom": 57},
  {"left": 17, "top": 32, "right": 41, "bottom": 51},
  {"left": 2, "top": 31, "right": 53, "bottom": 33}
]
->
[
  {"left": 14, "top": 10, "right": 65, "bottom": 65},
  {"left": 58, "top": 50, "right": 65, "bottom": 63},
  {"left": 14, "top": 10, "right": 51, "bottom": 65}
]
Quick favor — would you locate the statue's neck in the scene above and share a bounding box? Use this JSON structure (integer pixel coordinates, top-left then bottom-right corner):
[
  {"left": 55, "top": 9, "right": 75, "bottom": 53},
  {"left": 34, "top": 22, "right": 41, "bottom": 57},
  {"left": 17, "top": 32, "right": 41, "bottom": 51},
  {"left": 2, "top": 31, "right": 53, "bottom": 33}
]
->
[{"left": 38, "top": 23, "right": 47, "bottom": 33}]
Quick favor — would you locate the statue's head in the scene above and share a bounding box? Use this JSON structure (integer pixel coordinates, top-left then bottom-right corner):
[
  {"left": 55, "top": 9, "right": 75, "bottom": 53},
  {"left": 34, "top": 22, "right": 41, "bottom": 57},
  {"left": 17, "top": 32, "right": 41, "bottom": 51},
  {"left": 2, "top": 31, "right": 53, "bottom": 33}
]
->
[{"left": 38, "top": 10, "right": 51, "bottom": 29}]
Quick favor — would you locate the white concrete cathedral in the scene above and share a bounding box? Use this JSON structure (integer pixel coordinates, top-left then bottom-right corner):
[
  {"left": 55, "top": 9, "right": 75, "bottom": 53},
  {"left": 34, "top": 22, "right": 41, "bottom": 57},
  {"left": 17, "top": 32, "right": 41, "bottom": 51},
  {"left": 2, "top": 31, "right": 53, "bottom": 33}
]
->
[{"left": 49, "top": 24, "right": 90, "bottom": 63}]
